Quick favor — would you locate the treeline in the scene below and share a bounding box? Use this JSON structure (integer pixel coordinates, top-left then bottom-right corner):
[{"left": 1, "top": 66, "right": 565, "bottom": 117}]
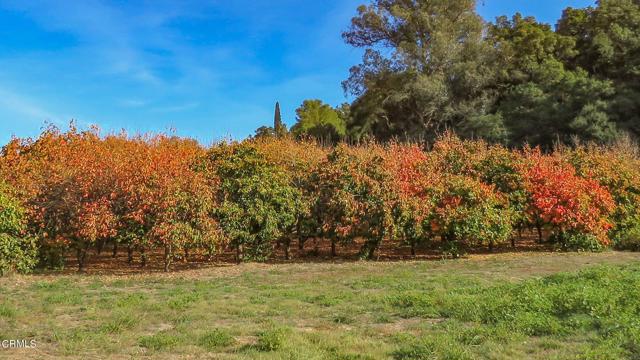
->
[
  {"left": 273, "top": 0, "right": 640, "bottom": 149},
  {"left": 1, "top": 126, "right": 640, "bottom": 274}
]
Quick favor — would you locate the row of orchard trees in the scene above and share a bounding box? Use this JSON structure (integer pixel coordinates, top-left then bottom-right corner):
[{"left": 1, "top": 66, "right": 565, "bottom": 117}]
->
[
  {"left": 1, "top": 126, "right": 639, "bottom": 273},
  {"left": 0, "top": 126, "right": 219, "bottom": 272}
]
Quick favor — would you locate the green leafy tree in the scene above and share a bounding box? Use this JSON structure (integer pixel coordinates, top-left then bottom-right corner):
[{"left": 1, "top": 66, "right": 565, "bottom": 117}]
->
[
  {"left": 490, "top": 14, "right": 577, "bottom": 84},
  {"left": 489, "top": 14, "right": 619, "bottom": 148},
  {"left": 291, "top": 100, "right": 347, "bottom": 143},
  {"left": 207, "top": 143, "right": 300, "bottom": 262},
  {"left": 254, "top": 126, "right": 276, "bottom": 139},
  {"left": 498, "top": 61, "right": 618, "bottom": 149},
  {"left": 0, "top": 183, "right": 37, "bottom": 275},
  {"left": 253, "top": 138, "right": 328, "bottom": 259},
  {"left": 557, "top": 0, "right": 640, "bottom": 137},
  {"left": 342, "top": 0, "right": 503, "bottom": 142}
]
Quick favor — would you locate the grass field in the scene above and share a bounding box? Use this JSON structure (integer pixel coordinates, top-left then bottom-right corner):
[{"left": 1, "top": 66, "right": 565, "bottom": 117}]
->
[{"left": 1, "top": 252, "right": 640, "bottom": 359}]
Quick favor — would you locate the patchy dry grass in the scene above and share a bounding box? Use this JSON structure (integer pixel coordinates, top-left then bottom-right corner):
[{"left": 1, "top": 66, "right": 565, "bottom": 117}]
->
[{"left": 1, "top": 251, "right": 639, "bottom": 359}]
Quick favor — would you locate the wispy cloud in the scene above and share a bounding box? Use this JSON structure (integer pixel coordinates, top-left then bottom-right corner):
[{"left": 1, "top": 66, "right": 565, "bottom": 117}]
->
[
  {"left": 151, "top": 102, "right": 199, "bottom": 113},
  {"left": 0, "top": 86, "right": 61, "bottom": 123},
  {"left": 119, "top": 99, "right": 148, "bottom": 108},
  {"left": 0, "top": 0, "right": 365, "bottom": 143},
  {"left": 0, "top": 0, "right": 220, "bottom": 87}
]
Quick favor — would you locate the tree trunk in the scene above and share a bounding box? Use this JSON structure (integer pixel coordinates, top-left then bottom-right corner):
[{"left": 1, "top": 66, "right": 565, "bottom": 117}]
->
[
  {"left": 411, "top": 242, "right": 416, "bottom": 257},
  {"left": 367, "top": 243, "right": 377, "bottom": 260},
  {"left": 76, "top": 244, "right": 88, "bottom": 273},
  {"left": 164, "top": 243, "right": 172, "bottom": 272},
  {"left": 536, "top": 222, "right": 543, "bottom": 243},
  {"left": 511, "top": 237, "right": 516, "bottom": 248},
  {"left": 331, "top": 239, "right": 336, "bottom": 257},
  {"left": 297, "top": 219, "right": 305, "bottom": 254},
  {"left": 97, "top": 239, "right": 104, "bottom": 255},
  {"left": 127, "top": 245, "right": 133, "bottom": 264},
  {"left": 207, "top": 245, "right": 215, "bottom": 262},
  {"left": 183, "top": 248, "right": 189, "bottom": 263},
  {"left": 284, "top": 240, "right": 290, "bottom": 261},
  {"left": 235, "top": 244, "right": 243, "bottom": 263},
  {"left": 298, "top": 236, "right": 306, "bottom": 257},
  {"left": 112, "top": 241, "right": 118, "bottom": 258},
  {"left": 315, "top": 225, "right": 324, "bottom": 255},
  {"left": 488, "top": 241, "right": 494, "bottom": 252},
  {"left": 140, "top": 247, "right": 147, "bottom": 268}
]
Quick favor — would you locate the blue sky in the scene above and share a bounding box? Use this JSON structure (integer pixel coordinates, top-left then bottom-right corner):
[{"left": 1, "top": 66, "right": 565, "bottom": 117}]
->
[{"left": 0, "top": 0, "right": 595, "bottom": 145}]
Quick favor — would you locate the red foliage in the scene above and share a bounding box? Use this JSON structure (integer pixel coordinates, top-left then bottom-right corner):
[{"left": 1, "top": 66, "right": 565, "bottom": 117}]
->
[
  {"left": 0, "top": 125, "right": 215, "bottom": 271},
  {"left": 520, "top": 149, "right": 615, "bottom": 244},
  {"left": 385, "top": 142, "right": 433, "bottom": 199}
]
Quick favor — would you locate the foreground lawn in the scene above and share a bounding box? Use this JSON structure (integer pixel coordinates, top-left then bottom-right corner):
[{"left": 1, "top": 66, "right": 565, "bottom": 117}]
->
[{"left": 1, "top": 252, "right": 640, "bottom": 359}]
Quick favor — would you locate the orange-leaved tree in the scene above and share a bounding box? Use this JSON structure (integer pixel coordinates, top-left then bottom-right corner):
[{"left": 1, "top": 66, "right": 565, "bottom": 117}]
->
[{"left": 520, "top": 149, "right": 615, "bottom": 250}]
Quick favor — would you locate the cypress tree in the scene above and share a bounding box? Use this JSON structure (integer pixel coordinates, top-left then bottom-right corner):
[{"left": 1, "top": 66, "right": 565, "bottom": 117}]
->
[{"left": 274, "top": 102, "right": 286, "bottom": 137}]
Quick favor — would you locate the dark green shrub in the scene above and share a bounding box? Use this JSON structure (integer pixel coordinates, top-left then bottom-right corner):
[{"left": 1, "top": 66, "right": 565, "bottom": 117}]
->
[
  {"left": 614, "top": 224, "right": 640, "bottom": 251},
  {"left": 552, "top": 232, "right": 606, "bottom": 252},
  {"left": 207, "top": 143, "right": 300, "bottom": 262}
]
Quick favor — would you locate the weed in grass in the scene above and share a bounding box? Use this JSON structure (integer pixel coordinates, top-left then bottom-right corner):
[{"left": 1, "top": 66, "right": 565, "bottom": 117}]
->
[
  {"left": 171, "top": 313, "right": 195, "bottom": 327},
  {"left": 513, "top": 311, "right": 564, "bottom": 336},
  {"left": 305, "top": 294, "right": 341, "bottom": 307},
  {"left": 100, "top": 312, "right": 138, "bottom": 334},
  {"left": 537, "top": 338, "right": 561, "bottom": 350},
  {"left": 44, "top": 290, "right": 82, "bottom": 305},
  {"left": 389, "top": 332, "right": 416, "bottom": 345},
  {"left": 256, "top": 326, "right": 291, "bottom": 351},
  {"left": 333, "top": 314, "right": 355, "bottom": 325},
  {"left": 457, "top": 325, "right": 488, "bottom": 346},
  {"left": 0, "top": 303, "right": 16, "bottom": 318},
  {"left": 87, "top": 281, "right": 104, "bottom": 290},
  {"left": 110, "top": 280, "right": 128, "bottom": 288},
  {"left": 114, "top": 293, "right": 148, "bottom": 308},
  {"left": 138, "top": 331, "right": 181, "bottom": 351},
  {"left": 55, "top": 328, "right": 103, "bottom": 355},
  {"left": 374, "top": 314, "right": 392, "bottom": 323},
  {"left": 249, "top": 295, "right": 267, "bottom": 304},
  {"left": 167, "top": 293, "right": 200, "bottom": 310},
  {"left": 197, "top": 329, "right": 235, "bottom": 351},
  {"left": 327, "top": 348, "right": 376, "bottom": 360},
  {"left": 392, "top": 336, "right": 473, "bottom": 360},
  {"left": 30, "top": 279, "right": 72, "bottom": 291},
  {"left": 385, "top": 292, "right": 437, "bottom": 318}
]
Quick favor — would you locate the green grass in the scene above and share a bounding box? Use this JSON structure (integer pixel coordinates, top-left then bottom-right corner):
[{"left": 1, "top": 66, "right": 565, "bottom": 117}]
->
[{"left": 1, "top": 251, "right": 639, "bottom": 359}]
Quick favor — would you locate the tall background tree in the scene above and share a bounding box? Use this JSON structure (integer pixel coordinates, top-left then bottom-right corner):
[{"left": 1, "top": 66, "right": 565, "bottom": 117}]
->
[
  {"left": 290, "top": 100, "right": 347, "bottom": 143},
  {"left": 341, "top": 0, "right": 639, "bottom": 148},
  {"left": 274, "top": 101, "right": 288, "bottom": 138},
  {"left": 253, "top": 102, "right": 288, "bottom": 139},
  {"left": 557, "top": 0, "right": 640, "bottom": 138},
  {"left": 489, "top": 14, "right": 618, "bottom": 149},
  {"left": 342, "top": 0, "right": 503, "bottom": 143}
]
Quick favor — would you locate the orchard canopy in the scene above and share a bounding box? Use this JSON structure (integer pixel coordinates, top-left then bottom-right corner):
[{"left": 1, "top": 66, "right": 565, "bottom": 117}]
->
[{"left": 1, "top": 125, "right": 640, "bottom": 273}]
